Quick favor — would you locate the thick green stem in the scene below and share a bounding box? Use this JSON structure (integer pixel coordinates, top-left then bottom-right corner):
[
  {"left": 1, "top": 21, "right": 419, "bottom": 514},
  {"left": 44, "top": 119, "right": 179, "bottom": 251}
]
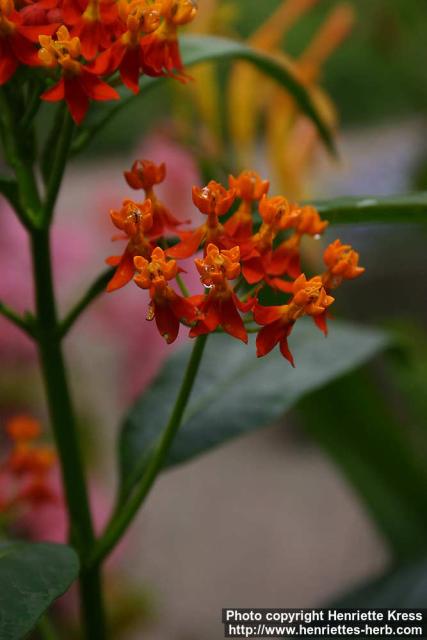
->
[
  {"left": 30, "top": 229, "right": 107, "bottom": 640},
  {"left": 89, "top": 334, "right": 208, "bottom": 568}
]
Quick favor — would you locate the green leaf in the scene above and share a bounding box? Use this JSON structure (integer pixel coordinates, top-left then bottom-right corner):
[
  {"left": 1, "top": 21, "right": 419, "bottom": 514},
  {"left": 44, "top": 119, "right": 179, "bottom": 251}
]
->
[
  {"left": 314, "top": 192, "right": 427, "bottom": 225},
  {"left": 332, "top": 558, "right": 427, "bottom": 607},
  {"left": 179, "top": 35, "right": 334, "bottom": 153},
  {"left": 0, "top": 542, "right": 79, "bottom": 640},
  {"left": 299, "top": 369, "right": 427, "bottom": 561},
  {"left": 72, "top": 34, "right": 334, "bottom": 155},
  {"left": 119, "top": 320, "right": 388, "bottom": 496}
]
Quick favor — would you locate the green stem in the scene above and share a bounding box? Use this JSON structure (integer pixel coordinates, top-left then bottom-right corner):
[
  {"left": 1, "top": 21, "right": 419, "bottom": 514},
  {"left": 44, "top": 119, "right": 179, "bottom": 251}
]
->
[
  {"left": 30, "top": 228, "right": 107, "bottom": 639},
  {"left": 0, "top": 300, "right": 34, "bottom": 337},
  {"left": 0, "top": 88, "right": 41, "bottom": 228},
  {"left": 176, "top": 273, "right": 190, "bottom": 297},
  {"left": 59, "top": 267, "right": 114, "bottom": 339},
  {"left": 89, "top": 334, "right": 208, "bottom": 568},
  {"left": 21, "top": 80, "right": 43, "bottom": 131},
  {"left": 43, "top": 108, "right": 74, "bottom": 226}
]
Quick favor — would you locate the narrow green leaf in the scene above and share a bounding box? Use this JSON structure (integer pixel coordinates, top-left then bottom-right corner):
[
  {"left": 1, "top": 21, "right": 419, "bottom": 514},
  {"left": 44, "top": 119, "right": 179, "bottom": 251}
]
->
[
  {"left": 119, "top": 320, "right": 388, "bottom": 495},
  {"left": 72, "top": 34, "right": 334, "bottom": 155},
  {"left": 299, "top": 369, "right": 427, "bottom": 561},
  {"left": 0, "top": 542, "right": 79, "bottom": 640},
  {"left": 332, "top": 558, "right": 427, "bottom": 607},
  {"left": 314, "top": 192, "right": 427, "bottom": 225}
]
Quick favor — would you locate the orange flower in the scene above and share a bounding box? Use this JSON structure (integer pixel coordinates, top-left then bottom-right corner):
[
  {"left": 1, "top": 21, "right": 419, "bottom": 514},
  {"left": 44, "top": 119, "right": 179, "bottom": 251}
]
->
[
  {"left": 139, "top": 0, "right": 197, "bottom": 80},
  {"left": 250, "top": 203, "right": 328, "bottom": 291},
  {"left": 4, "top": 416, "right": 55, "bottom": 477},
  {"left": 322, "top": 239, "right": 365, "bottom": 289},
  {"left": 90, "top": 0, "right": 161, "bottom": 93},
  {"left": 254, "top": 274, "right": 334, "bottom": 364},
  {"left": 39, "top": 25, "right": 119, "bottom": 124},
  {"left": 282, "top": 204, "right": 328, "bottom": 236},
  {"left": 190, "top": 244, "right": 251, "bottom": 342},
  {"left": 192, "top": 180, "right": 236, "bottom": 216},
  {"left": 106, "top": 198, "right": 154, "bottom": 292},
  {"left": 229, "top": 170, "right": 270, "bottom": 203},
  {"left": 1, "top": 417, "right": 58, "bottom": 513},
  {"left": 167, "top": 180, "right": 236, "bottom": 259},
  {"left": 225, "top": 170, "right": 270, "bottom": 239},
  {"left": 124, "top": 159, "right": 181, "bottom": 236},
  {"left": 134, "top": 246, "right": 197, "bottom": 343},
  {"left": 62, "top": 0, "right": 120, "bottom": 60},
  {"left": 0, "top": 0, "right": 57, "bottom": 85},
  {"left": 8, "top": 444, "right": 56, "bottom": 475},
  {"left": 240, "top": 194, "right": 291, "bottom": 284},
  {"left": 6, "top": 415, "right": 41, "bottom": 441},
  {"left": 124, "top": 158, "right": 166, "bottom": 190},
  {"left": 266, "top": 203, "right": 328, "bottom": 284}
]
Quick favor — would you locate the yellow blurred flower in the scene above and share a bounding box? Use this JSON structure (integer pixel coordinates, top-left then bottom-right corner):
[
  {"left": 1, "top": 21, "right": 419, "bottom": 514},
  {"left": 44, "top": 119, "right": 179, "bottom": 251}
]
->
[{"left": 183, "top": 0, "right": 355, "bottom": 198}]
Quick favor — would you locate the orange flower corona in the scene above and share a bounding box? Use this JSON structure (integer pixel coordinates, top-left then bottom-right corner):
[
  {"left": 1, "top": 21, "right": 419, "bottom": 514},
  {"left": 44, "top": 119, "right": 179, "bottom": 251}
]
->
[
  {"left": 124, "top": 159, "right": 181, "bottom": 236},
  {"left": 167, "top": 180, "right": 236, "bottom": 259},
  {"left": 190, "top": 244, "right": 251, "bottom": 343},
  {"left": 254, "top": 275, "right": 335, "bottom": 365},
  {"left": 134, "top": 247, "right": 197, "bottom": 343},
  {"left": 225, "top": 170, "right": 270, "bottom": 239},
  {"left": 106, "top": 198, "right": 154, "bottom": 292},
  {"left": 322, "top": 239, "right": 365, "bottom": 289},
  {"left": 38, "top": 25, "right": 119, "bottom": 123}
]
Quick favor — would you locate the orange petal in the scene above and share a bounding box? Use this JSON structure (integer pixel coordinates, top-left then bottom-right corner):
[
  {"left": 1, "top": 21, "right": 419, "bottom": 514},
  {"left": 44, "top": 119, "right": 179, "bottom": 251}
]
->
[
  {"left": 219, "top": 296, "right": 247, "bottom": 343},
  {"left": 106, "top": 249, "right": 135, "bottom": 291},
  {"left": 166, "top": 227, "right": 205, "bottom": 259}
]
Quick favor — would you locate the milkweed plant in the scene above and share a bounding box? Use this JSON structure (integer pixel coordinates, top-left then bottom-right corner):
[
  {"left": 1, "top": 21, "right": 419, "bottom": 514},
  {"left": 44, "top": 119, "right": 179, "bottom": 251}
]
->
[{"left": 5, "top": 0, "right": 419, "bottom": 637}]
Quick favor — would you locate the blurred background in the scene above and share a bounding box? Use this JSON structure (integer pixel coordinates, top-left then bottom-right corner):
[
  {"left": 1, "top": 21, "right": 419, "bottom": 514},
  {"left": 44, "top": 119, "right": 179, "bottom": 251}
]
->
[{"left": 1, "top": 0, "right": 427, "bottom": 637}]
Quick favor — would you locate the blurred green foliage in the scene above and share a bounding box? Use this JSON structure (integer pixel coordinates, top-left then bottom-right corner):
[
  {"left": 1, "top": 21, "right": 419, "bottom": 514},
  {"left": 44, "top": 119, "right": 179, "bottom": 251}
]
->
[{"left": 231, "top": 0, "right": 427, "bottom": 124}]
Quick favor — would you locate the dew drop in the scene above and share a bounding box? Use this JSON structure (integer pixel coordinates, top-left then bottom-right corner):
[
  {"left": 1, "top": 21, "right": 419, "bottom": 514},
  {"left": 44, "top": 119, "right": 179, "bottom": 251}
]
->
[{"left": 146, "top": 305, "right": 155, "bottom": 321}]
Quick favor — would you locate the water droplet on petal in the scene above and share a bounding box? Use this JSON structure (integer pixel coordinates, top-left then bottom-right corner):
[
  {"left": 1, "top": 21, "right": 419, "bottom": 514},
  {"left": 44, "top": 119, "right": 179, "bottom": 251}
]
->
[{"left": 146, "top": 305, "right": 155, "bottom": 321}]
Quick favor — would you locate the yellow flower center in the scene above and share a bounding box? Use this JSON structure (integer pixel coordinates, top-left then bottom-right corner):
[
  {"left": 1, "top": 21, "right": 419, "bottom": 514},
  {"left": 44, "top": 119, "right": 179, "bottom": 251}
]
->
[{"left": 38, "top": 26, "right": 82, "bottom": 74}]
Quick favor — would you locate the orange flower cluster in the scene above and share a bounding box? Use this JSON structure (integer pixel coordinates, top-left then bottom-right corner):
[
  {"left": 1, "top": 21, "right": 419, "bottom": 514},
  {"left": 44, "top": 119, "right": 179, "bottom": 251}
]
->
[
  {"left": 106, "top": 161, "right": 365, "bottom": 364},
  {"left": 0, "top": 416, "right": 57, "bottom": 515},
  {"left": 0, "top": 0, "right": 197, "bottom": 123}
]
